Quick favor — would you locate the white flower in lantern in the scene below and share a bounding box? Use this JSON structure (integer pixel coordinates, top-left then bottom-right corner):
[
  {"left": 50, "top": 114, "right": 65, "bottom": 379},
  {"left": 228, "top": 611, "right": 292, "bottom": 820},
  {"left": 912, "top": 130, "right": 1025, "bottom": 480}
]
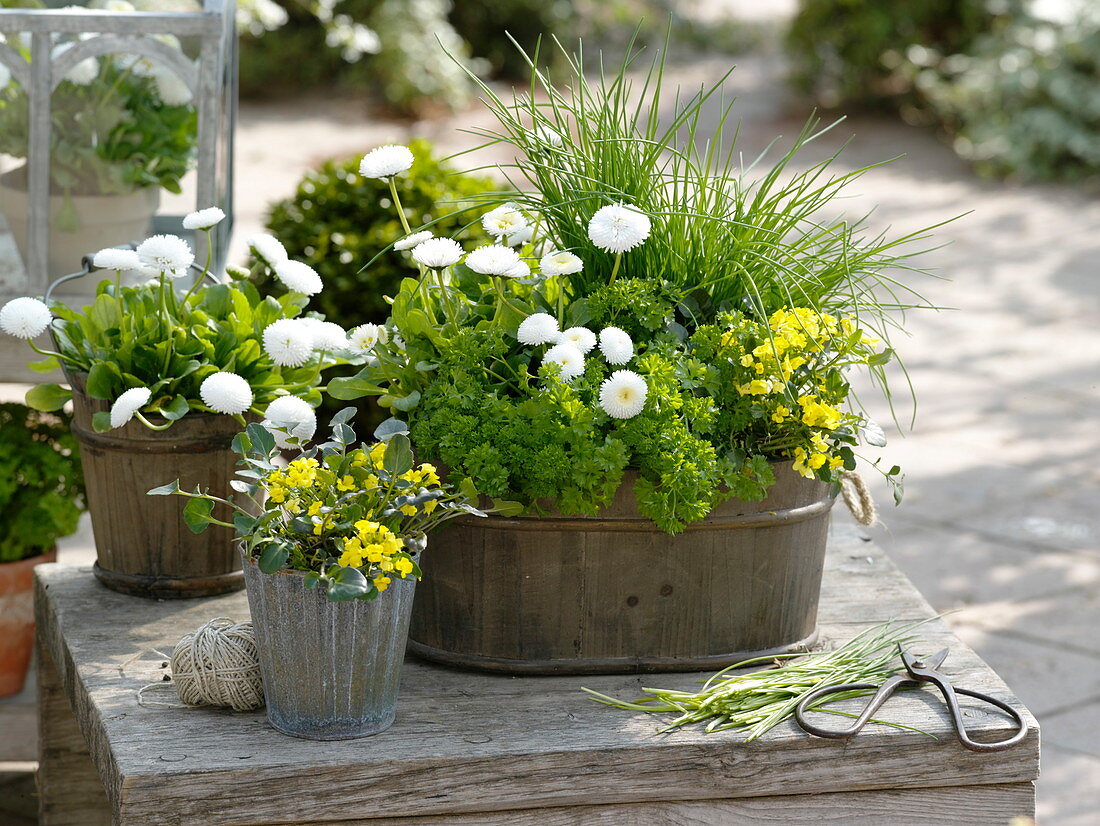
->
[
  {"left": 358, "top": 144, "right": 414, "bottom": 179},
  {"left": 109, "top": 387, "right": 152, "bottom": 429},
  {"left": 560, "top": 326, "right": 596, "bottom": 353},
  {"left": 517, "top": 313, "right": 560, "bottom": 346},
  {"left": 263, "top": 395, "right": 318, "bottom": 448},
  {"left": 412, "top": 237, "right": 463, "bottom": 269},
  {"left": 543, "top": 343, "right": 586, "bottom": 381},
  {"left": 200, "top": 372, "right": 254, "bottom": 415},
  {"left": 599, "top": 326, "right": 634, "bottom": 365},
  {"left": 52, "top": 43, "right": 99, "bottom": 86},
  {"left": 152, "top": 66, "right": 192, "bottom": 106},
  {"left": 136, "top": 234, "right": 194, "bottom": 277},
  {"left": 539, "top": 250, "right": 584, "bottom": 278},
  {"left": 394, "top": 230, "right": 433, "bottom": 251},
  {"left": 599, "top": 370, "right": 648, "bottom": 419},
  {"left": 182, "top": 207, "right": 226, "bottom": 231},
  {"left": 587, "top": 203, "right": 651, "bottom": 254},
  {"left": 465, "top": 245, "right": 523, "bottom": 276},
  {"left": 262, "top": 319, "right": 315, "bottom": 367},
  {"left": 273, "top": 260, "right": 323, "bottom": 296},
  {"left": 0, "top": 297, "right": 52, "bottom": 339}
]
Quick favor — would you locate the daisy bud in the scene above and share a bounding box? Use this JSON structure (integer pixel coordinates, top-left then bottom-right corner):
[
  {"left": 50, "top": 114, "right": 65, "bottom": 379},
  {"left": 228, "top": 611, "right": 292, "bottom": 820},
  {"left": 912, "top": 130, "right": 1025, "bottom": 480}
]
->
[
  {"left": 0, "top": 297, "right": 52, "bottom": 339},
  {"left": 517, "top": 313, "right": 560, "bottom": 346},
  {"left": 263, "top": 319, "right": 315, "bottom": 367},
  {"left": 110, "top": 387, "right": 152, "bottom": 429},
  {"left": 599, "top": 326, "right": 634, "bottom": 365},
  {"left": 200, "top": 372, "right": 254, "bottom": 415},
  {"left": 263, "top": 395, "right": 318, "bottom": 449}
]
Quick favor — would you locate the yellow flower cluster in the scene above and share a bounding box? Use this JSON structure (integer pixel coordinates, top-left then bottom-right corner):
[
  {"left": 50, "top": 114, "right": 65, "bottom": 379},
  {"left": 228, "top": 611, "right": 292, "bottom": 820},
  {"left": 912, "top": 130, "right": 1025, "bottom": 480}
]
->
[
  {"left": 267, "top": 458, "right": 321, "bottom": 504},
  {"left": 337, "top": 520, "right": 415, "bottom": 591}
]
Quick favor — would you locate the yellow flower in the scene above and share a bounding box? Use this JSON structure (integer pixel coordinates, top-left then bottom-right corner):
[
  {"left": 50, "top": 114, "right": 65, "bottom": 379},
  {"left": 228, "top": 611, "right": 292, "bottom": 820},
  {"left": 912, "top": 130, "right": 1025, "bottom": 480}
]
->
[
  {"left": 373, "top": 576, "right": 391, "bottom": 592},
  {"left": 307, "top": 501, "right": 324, "bottom": 517},
  {"left": 337, "top": 475, "right": 356, "bottom": 492},
  {"left": 369, "top": 442, "right": 387, "bottom": 470},
  {"left": 771, "top": 405, "right": 790, "bottom": 424},
  {"left": 400, "top": 504, "right": 417, "bottom": 517},
  {"left": 828, "top": 456, "right": 844, "bottom": 469},
  {"left": 807, "top": 452, "right": 827, "bottom": 470},
  {"left": 394, "top": 557, "right": 414, "bottom": 576},
  {"left": 738, "top": 379, "right": 773, "bottom": 396},
  {"left": 739, "top": 354, "right": 755, "bottom": 367}
]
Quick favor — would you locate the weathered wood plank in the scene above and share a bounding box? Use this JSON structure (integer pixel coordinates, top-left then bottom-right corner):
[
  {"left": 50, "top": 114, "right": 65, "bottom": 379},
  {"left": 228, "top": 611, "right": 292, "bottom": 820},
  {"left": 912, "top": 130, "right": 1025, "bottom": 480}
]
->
[
  {"left": 35, "top": 638, "right": 112, "bottom": 826},
  {"left": 33, "top": 528, "right": 1039, "bottom": 826},
  {"left": 358, "top": 782, "right": 1036, "bottom": 826}
]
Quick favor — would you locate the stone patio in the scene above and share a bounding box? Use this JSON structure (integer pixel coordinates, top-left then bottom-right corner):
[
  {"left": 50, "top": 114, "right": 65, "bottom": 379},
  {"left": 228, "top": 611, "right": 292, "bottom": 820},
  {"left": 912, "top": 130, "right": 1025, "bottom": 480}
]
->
[{"left": 2, "top": 7, "right": 1098, "bottom": 823}]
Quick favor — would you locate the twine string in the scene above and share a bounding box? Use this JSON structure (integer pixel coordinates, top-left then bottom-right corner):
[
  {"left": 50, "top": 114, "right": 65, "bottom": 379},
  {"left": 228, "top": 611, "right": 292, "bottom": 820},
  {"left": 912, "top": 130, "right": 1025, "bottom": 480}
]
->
[{"left": 840, "top": 471, "right": 878, "bottom": 527}]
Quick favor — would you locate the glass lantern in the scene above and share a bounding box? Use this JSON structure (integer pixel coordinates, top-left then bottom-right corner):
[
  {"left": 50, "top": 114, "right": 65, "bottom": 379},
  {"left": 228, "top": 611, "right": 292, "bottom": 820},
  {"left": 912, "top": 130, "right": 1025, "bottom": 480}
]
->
[{"left": 0, "top": 0, "right": 236, "bottom": 310}]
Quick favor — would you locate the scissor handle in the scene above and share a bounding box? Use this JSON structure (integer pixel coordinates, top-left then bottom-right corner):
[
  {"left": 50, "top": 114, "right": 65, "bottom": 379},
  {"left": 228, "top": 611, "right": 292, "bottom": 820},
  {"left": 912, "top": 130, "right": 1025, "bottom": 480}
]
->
[
  {"left": 922, "top": 674, "right": 1030, "bottom": 753},
  {"left": 794, "top": 676, "right": 909, "bottom": 739}
]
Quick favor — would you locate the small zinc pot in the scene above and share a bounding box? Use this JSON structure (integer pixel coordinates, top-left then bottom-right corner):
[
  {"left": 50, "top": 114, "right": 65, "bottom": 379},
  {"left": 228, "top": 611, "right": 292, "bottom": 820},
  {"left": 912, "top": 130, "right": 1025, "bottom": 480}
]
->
[
  {"left": 0, "top": 167, "right": 159, "bottom": 283},
  {"left": 67, "top": 374, "right": 246, "bottom": 599},
  {"left": 242, "top": 554, "right": 418, "bottom": 740},
  {"left": 0, "top": 548, "right": 57, "bottom": 698},
  {"left": 409, "top": 463, "right": 836, "bottom": 675}
]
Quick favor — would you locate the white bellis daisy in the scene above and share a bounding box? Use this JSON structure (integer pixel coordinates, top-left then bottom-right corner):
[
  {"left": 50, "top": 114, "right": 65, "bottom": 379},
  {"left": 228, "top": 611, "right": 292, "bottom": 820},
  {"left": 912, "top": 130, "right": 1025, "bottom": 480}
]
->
[
  {"left": 299, "top": 318, "right": 347, "bottom": 352},
  {"left": 359, "top": 144, "right": 414, "bottom": 179},
  {"left": 599, "top": 370, "right": 648, "bottom": 419},
  {"left": 136, "top": 234, "right": 194, "bottom": 277},
  {"left": 481, "top": 204, "right": 527, "bottom": 239},
  {"left": 110, "top": 387, "right": 152, "bottom": 429},
  {"left": 263, "top": 319, "right": 314, "bottom": 367},
  {"left": 200, "top": 372, "right": 253, "bottom": 415},
  {"left": 349, "top": 323, "right": 386, "bottom": 354},
  {"left": 517, "top": 313, "right": 560, "bottom": 346},
  {"left": 263, "top": 396, "right": 317, "bottom": 448},
  {"left": 274, "top": 260, "right": 323, "bottom": 296},
  {"left": 540, "top": 250, "right": 583, "bottom": 278},
  {"left": 92, "top": 247, "right": 140, "bottom": 271},
  {"left": 412, "top": 237, "right": 463, "bottom": 269},
  {"left": 599, "top": 326, "right": 634, "bottom": 365},
  {"left": 587, "top": 203, "right": 651, "bottom": 254},
  {"left": 543, "top": 343, "right": 586, "bottom": 381},
  {"left": 394, "top": 230, "right": 433, "bottom": 251},
  {"left": 182, "top": 207, "right": 225, "bottom": 231},
  {"left": 248, "top": 233, "right": 288, "bottom": 269},
  {"left": 560, "top": 326, "right": 596, "bottom": 353},
  {"left": 465, "top": 245, "right": 522, "bottom": 276},
  {"left": 0, "top": 297, "right": 52, "bottom": 339}
]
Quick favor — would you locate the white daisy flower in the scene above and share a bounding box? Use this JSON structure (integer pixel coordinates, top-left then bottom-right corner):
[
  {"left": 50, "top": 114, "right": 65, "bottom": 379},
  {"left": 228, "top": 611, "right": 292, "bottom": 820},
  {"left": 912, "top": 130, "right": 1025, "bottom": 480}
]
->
[
  {"left": 136, "top": 234, "right": 194, "bottom": 277},
  {"left": 539, "top": 250, "right": 584, "bottom": 278},
  {"left": 182, "top": 206, "right": 225, "bottom": 231},
  {"left": 52, "top": 44, "right": 99, "bottom": 86},
  {"left": 532, "top": 124, "right": 563, "bottom": 148},
  {"left": 599, "top": 326, "right": 634, "bottom": 365},
  {"left": 152, "top": 67, "right": 192, "bottom": 106},
  {"left": 109, "top": 387, "right": 152, "bottom": 429},
  {"left": 200, "top": 372, "right": 254, "bottom": 415},
  {"left": 262, "top": 319, "right": 314, "bottom": 367},
  {"left": 542, "top": 343, "right": 586, "bottom": 381},
  {"left": 412, "top": 237, "right": 463, "bottom": 269},
  {"left": 273, "top": 260, "right": 323, "bottom": 296},
  {"left": 599, "top": 370, "right": 648, "bottom": 419},
  {"left": 560, "top": 326, "right": 596, "bottom": 353},
  {"left": 349, "top": 323, "right": 385, "bottom": 354},
  {"left": 587, "top": 203, "right": 652, "bottom": 254},
  {"left": 358, "top": 144, "right": 414, "bottom": 179},
  {"left": 504, "top": 259, "right": 531, "bottom": 279},
  {"left": 247, "top": 233, "right": 288, "bottom": 269},
  {"left": 299, "top": 318, "right": 347, "bottom": 353},
  {"left": 506, "top": 225, "right": 534, "bottom": 247},
  {"left": 103, "top": 0, "right": 135, "bottom": 10},
  {"left": 92, "top": 247, "right": 140, "bottom": 271},
  {"left": 465, "top": 245, "right": 523, "bottom": 277},
  {"left": 481, "top": 204, "right": 527, "bottom": 239},
  {"left": 263, "top": 395, "right": 317, "bottom": 449},
  {"left": 394, "top": 230, "right": 433, "bottom": 251},
  {"left": 517, "top": 313, "right": 560, "bottom": 346},
  {"left": 0, "top": 297, "right": 52, "bottom": 339}
]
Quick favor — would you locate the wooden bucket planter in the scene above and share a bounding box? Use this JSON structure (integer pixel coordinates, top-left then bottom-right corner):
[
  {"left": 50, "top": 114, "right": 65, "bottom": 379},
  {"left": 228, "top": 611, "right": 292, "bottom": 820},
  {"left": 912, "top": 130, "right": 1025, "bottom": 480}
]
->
[
  {"left": 409, "top": 464, "right": 836, "bottom": 675},
  {"left": 68, "top": 376, "right": 246, "bottom": 599},
  {"left": 0, "top": 548, "right": 56, "bottom": 697}
]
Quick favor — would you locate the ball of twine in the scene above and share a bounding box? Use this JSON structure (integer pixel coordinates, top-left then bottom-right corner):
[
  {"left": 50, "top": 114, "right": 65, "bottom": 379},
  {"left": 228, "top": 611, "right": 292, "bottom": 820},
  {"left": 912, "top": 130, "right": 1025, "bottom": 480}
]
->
[{"left": 170, "top": 617, "right": 264, "bottom": 712}]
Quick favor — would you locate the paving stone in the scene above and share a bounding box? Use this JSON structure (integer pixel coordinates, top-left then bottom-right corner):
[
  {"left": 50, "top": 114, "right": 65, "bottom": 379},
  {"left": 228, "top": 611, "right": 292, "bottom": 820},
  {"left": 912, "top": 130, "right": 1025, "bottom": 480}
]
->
[
  {"left": 1036, "top": 745, "right": 1100, "bottom": 826},
  {"left": 1039, "top": 701, "right": 1100, "bottom": 758},
  {"left": 952, "top": 587, "right": 1100, "bottom": 658}
]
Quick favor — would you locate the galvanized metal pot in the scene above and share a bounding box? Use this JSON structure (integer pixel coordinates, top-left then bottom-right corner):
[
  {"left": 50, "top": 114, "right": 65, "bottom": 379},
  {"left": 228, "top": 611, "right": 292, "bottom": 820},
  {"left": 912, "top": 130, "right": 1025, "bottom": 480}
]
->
[
  {"left": 242, "top": 554, "right": 417, "bottom": 740},
  {"left": 409, "top": 463, "right": 836, "bottom": 675},
  {"left": 67, "top": 374, "right": 246, "bottom": 599}
]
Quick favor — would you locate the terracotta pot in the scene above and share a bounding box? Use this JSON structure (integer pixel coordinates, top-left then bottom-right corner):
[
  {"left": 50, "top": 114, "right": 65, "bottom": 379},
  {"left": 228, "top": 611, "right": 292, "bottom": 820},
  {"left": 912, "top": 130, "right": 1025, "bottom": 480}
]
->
[
  {"left": 68, "top": 374, "right": 248, "bottom": 599},
  {"left": 0, "top": 548, "right": 57, "bottom": 698},
  {"left": 0, "top": 167, "right": 159, "bottom": 282},
  {"left": 409, "top": 463, "right": 836, "bottom": 675}
]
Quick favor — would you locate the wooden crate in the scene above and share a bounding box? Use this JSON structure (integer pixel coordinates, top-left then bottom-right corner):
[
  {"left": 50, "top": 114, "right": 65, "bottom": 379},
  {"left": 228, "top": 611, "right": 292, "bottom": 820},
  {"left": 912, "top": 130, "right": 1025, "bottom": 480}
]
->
[{"left": 34, "top": 525, "right": 1039, "bottom": 825}]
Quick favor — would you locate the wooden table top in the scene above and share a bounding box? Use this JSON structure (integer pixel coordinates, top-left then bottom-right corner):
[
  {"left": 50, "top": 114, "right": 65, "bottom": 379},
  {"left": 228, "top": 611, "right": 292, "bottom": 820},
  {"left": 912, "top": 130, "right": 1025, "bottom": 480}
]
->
[{"left": 34, "top": 524, "right": 1039, "bottom": 825}]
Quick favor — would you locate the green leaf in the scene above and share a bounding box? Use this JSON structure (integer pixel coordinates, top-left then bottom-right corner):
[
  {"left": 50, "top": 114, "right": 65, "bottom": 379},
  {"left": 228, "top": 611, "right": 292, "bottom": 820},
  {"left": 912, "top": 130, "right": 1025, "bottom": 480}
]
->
[
  {"left": 25, "top": 384, "right": 71, "bottom": 412},
  {"left": 331, "top": 406, "right": 357, "bottom": 426},
  {"left": 382, "top": 433, "right": 414, "bottom": 475},
  {"left": 160, "top": 395, "right": 190, "bottom": 422},
  {"left": 91, "top": 411, "right": 113, "bottom": 433},
  {"left": 258, "top": 542, "right": 290, "bottom": 574},
  {"left": 147, "top": 480, "right": 181, "bottom": 496},
  {"left": 328, "top": 373, "right": 384, "bottom": 400},
  {"left": 324, "top": 565, "right": 370, "bottom": 601},
  {"left": 233, "top": 513, "right": 257, "bottom": 536},
  {"left": 867, "top": 348, "right": 894, "bottom": 367},
  {"left": 27, "top": 356, "right": 60, "bottom": 373},
  {"left": 244, "top": 422, "right": 276, "bottom": 458},
  {"left": 84, "top": 362, "right": 117, "bottom": 399},
  {"left": 231, "top": 431, "right": 253, "bottom": 457},
  {"left": 391, "top": 390, "right": 421, "bottom": 412},
  {"left": 182, "top": 497, "right": 215, "bottom": 534},
  {"left": 491, "top": 499, "right": 526, "bottom": 517}
]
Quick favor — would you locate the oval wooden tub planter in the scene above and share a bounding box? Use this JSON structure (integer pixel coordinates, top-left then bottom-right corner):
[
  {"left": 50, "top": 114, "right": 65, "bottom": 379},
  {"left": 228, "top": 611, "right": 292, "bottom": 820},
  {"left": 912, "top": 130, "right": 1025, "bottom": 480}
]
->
[
  {"left": 67, "top": 374, "right": 247, "bottom": 599},
  {"left": 0, "top": 547, "right": 57, "bottom": 697},
  {"left": 409, "top": 463, "right": 836, "bottom": 675},
  {"left": 242, "top": 553, "right": 418, "bottom": 740}
]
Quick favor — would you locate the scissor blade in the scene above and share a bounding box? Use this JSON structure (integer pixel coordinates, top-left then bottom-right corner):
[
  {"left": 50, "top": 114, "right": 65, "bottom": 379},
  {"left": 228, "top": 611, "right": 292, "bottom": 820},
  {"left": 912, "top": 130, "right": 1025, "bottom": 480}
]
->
[{"left": 926, "top": 648, "right": 949, "bottom": 670}]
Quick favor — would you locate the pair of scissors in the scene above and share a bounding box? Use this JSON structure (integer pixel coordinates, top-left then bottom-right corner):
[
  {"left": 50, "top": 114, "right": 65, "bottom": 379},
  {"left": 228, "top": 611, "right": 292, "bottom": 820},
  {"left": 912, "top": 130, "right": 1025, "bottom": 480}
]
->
[{"left": 794, "top": 644, "right": 1028, "bottom": 752}]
